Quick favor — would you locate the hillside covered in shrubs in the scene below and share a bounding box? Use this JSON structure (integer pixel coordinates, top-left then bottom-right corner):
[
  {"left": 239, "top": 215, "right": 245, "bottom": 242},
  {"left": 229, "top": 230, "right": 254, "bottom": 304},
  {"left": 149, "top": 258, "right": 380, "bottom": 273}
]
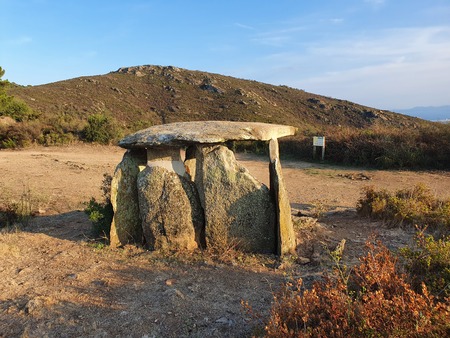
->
[{"left": 2, "top": 65, "right": 450, "bottom": 169}]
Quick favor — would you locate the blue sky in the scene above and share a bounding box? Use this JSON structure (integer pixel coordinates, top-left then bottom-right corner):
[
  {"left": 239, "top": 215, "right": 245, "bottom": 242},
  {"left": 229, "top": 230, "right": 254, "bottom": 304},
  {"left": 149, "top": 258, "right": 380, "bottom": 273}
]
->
[{"left": 1, "top": 0, "right": 450, "bottom": 110}]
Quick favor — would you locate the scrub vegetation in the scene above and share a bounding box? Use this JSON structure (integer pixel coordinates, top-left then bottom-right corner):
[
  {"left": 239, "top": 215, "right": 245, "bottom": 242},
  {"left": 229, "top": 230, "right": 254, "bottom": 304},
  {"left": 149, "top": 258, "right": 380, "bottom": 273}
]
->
[{"left": 3, "top": 65, "right": 450, "bottom": 169}]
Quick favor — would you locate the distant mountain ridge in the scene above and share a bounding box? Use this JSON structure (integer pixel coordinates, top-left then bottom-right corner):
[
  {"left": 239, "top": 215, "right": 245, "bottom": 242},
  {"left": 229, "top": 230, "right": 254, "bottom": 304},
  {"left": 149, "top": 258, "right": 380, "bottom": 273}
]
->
[{"left": 394, "top": 105, "right": 450, "bottom": 121}]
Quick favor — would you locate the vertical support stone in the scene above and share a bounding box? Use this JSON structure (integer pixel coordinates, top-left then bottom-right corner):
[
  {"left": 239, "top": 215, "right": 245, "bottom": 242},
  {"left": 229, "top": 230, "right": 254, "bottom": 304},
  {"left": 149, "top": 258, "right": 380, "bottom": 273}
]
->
[
  {"left": 137, "top": 166, "right": 203, "bottom": 251},
  {"left": 110, "top": 149, "right": 147, "bottom": 247},
  {"left": 269, "top": 138, "right": 296, "bottom": 255},
  {"left": 194, "top": 144, "right": 275, "bottom": 253}
]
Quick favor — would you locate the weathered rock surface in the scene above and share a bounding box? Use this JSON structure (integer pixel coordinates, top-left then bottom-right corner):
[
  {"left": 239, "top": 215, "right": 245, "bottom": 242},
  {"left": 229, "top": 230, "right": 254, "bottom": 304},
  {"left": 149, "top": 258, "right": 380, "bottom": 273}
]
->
[
  {"left": 137, "top": 166, "right": 204, "bottom": 251},
  {"left": 110, "top": 149, "right": 146, "bottom": 247},
  {"left": 269, "top": 138, "right": 296, "bottom": 255},
  {"left": 193, "top": 145, "right": 275, "bottom": 253},
  {"left": 112, "top": 121, "right": 296, "bottom": 255},
  {"left": 119, "top": 121, "right": 296, "bottom": 148}
]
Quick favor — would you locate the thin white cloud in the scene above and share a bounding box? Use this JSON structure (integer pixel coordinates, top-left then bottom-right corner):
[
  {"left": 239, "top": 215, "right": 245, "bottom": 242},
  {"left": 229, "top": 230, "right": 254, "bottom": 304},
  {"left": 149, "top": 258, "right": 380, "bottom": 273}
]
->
[
  {"left": 251, "top": 26, "right": 306, "bottom": 47},
  {"left": 7, "top": 36, "right": 32, "bottom": 46},
  {"left": 299, "top": 27, "right": 450, "bottom": 108},
  {"left": 307, "top": 26, "right": 450, "bottom": 64},
  {"left": 253, "top": 25, "right": 450, "bottom": 108},
  {"left": 299, "top": 57, "right": 450, "bottom": 109},
  {"left": 234, "top": 22, "right": 256, "bottom": 30}
]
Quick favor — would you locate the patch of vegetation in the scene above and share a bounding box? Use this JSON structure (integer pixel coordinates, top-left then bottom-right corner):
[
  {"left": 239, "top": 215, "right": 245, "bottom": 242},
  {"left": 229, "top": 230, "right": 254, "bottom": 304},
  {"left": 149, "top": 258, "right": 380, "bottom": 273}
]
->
[
  {"left": 357, "top": 184, "right": 450, "bottom": 234},
  {"left": 0, "top": 67, "right": 37, "bottom": 123},
  {"left": 82, "top": 113, "right": 122, "bottom": 144},
  {"left": 0, "top": 185, "right": 36, "bottom": 229},
  {"left": 358, "top": 183, "right": 450, "bottom": 300},
  {"left": 246, "top": 241, "right": 449, "bottom": 337},
  {"left": 282, "top": 123, "right": 450, "bottom": 169},
  {"left": 84, "top": 174, "right": 113, "bottom": 240},
  {"left": 309, "top": 199, "right": 329, "bottom": 219},
  {"left": 400, "top": 230, "right": 450, "bottom": 299}
]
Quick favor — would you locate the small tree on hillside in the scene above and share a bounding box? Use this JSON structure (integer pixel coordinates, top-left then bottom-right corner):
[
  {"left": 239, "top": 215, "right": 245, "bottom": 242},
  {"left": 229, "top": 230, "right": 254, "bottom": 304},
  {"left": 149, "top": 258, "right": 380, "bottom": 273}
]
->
[
  {"left": 82, "top": 113, "right": 122, "bottom": 144},
  {"left": 0, "top": 67, "right": 10, "bottom": 95},
  {"left": 0, "top": 67, "right": 34, "bottom": 121}
]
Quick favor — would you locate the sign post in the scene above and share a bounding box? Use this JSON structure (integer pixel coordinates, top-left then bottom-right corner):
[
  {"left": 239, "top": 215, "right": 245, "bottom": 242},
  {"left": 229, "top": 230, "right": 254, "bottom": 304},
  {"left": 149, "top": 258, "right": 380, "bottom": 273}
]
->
[{"left": 313, "top": 136, "right": 326, "bottom": 161}]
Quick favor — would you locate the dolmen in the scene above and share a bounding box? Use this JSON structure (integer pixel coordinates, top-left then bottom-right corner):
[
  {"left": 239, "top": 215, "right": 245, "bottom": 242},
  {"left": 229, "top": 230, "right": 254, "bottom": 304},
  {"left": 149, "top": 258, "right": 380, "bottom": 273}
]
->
[{"left": 110, "top": 121, "right": 297, "bottom": 255}]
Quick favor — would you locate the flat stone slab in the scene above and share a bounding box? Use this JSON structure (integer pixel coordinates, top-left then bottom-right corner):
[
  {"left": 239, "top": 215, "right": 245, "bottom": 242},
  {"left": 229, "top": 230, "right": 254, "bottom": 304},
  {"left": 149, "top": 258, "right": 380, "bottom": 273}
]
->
[{"left": 119, "top": 121, "right": 296, "bottom": 148}]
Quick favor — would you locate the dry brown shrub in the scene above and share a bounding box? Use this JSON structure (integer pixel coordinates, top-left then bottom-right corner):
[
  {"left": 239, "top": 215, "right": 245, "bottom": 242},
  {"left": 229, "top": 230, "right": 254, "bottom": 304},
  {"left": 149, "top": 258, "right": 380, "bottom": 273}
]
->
[{"left": 257, "top": 241, "right": 449, "bottom": 337}]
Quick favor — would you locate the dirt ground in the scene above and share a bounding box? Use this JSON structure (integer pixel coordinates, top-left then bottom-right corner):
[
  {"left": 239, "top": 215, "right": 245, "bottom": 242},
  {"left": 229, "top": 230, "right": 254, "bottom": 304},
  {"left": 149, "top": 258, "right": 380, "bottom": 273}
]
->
[{"left": 1, "top": 145, "right": 449, "bottom": 337}]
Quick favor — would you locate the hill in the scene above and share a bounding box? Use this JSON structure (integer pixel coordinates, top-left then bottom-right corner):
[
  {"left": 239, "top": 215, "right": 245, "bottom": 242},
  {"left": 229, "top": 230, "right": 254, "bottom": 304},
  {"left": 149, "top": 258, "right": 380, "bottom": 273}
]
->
[
  {"left": 7, "top": 65, "right": 421, "bottom": 130},
  {"left": 3, "top": 65, "right": 450, "bottom": 168}
]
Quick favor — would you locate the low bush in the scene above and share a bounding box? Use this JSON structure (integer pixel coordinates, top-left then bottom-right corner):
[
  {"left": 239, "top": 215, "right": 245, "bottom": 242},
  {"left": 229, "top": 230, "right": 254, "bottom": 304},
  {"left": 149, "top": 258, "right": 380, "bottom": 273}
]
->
[
  {"left": 84, "top": 174, "right": 113, "bottom": 240},
  {"left": 357, "top": 184, "right": 450, "bottom": 233},
  {"left": 82, "top": 113, "right": 122, "bottom": 144},
  {"left": 0, "top": 123, "right": 42, "bottom": 148},
  {"left": 84, "top": 197, "right": 113, "bottom": 239},
  {"left": 0, "top": 96, "right": 37, "bottom": 122},
  {"left": 255, "top": 241, "right": 449, "bottom": 337},
  {"left": 0, "top": 73, "right": 37, "bottom": 122},
  {"left": 400, "top": 231, "right": 450, "bottom": 299}
]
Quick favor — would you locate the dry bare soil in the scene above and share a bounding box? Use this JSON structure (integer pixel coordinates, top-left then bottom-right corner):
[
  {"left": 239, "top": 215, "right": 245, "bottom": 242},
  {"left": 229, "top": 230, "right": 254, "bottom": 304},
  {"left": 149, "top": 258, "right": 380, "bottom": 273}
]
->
[{"left": 1, "top": 145, "right": 449, "bottom": 337}]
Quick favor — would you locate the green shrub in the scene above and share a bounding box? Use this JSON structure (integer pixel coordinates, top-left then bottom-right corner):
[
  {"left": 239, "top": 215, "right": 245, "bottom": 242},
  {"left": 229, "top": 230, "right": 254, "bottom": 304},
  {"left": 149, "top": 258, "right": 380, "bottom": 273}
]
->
[
  {"left": 84, "top": 197, "right": 113, "bottom": 239},
  {"left": 84, "top": 174, "right": 113, "bottom": 239},
  {"left": 39, "top": 130, "right": 75, "bottom": 146},
  {"left": 0, "top": 73, "right": 36, "bottom": 122},
  {"left": 82, "top": 113, "right": 122, "bottom": 144},
  {"left": 400, "top": 231, "right": 450, "bottom": 299},
  {"left": 1, "top": 137, "right": 17, "bottom": 149},
  {"left": 0, "top": 98, "right": 35, "bottom": 122}
]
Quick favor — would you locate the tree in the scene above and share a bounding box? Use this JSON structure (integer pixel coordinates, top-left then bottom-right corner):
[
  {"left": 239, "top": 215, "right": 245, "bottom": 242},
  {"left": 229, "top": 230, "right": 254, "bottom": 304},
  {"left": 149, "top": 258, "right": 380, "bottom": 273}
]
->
[
  {"left": 0, "top": 67, "right": 33, "bottom": 121},
  {"left": 0, "top": 66, "right": 9, "bottom": 92},
  {"left": 82, "top": 113, "right": 122, "bottom": 144}
]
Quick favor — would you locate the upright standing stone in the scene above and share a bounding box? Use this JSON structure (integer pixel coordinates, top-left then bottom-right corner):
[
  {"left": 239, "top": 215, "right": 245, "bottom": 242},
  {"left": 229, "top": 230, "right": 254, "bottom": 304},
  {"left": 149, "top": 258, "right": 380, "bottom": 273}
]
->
[
  {"left": 194, "top": 145, "right": 275, "bottom": 253},
  {"left": 137, "top": 166, "right": 203, "bottom": 251},
  {"left": 110, "top": 149, "right": 147, "bottom": 247},
  {"left": 269, "top": 138, "right": 296, "bottom": 255}
]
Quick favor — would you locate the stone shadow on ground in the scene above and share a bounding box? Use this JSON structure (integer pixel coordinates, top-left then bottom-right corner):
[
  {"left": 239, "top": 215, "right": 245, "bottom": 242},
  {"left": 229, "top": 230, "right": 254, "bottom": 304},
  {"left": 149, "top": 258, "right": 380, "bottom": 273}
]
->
[
  {"left": 25, "top": 210, "right": 94, "bottom": 242},
  {"left": 0, "top": 243, "right": 285, "bottom": 337}
]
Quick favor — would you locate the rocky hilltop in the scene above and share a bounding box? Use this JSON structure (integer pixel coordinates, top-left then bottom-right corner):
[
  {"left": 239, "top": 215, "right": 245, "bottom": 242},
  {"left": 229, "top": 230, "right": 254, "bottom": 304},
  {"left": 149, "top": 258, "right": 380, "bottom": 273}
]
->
[{"left": 8, "top": 64, "right": 420, "bottom": 134}]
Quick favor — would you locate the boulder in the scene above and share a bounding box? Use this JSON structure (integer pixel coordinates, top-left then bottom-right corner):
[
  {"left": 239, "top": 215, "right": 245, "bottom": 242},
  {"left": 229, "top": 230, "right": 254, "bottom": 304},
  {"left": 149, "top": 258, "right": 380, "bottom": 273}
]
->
[
  {"left": 137, "top": 166, "right": 204, "bottom": 251},
  {"left": 193, "top": 145, "right": 275, "bottom": 253},
  {"left": 110, "top": 149, "right": 146, "bottom": 247}
]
